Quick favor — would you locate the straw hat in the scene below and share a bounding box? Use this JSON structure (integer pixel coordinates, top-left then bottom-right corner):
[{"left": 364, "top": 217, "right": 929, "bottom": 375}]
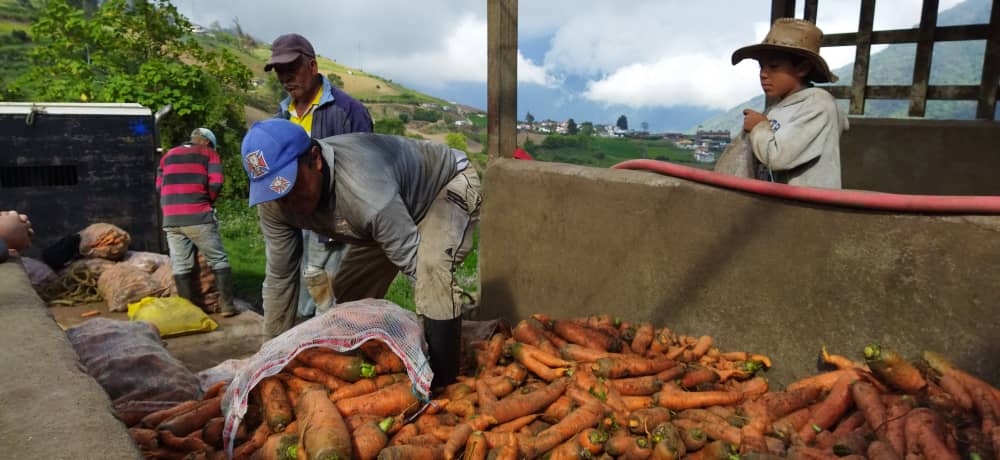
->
[{"left": 732, "top": 18, "right": 838, "bottom": 83}]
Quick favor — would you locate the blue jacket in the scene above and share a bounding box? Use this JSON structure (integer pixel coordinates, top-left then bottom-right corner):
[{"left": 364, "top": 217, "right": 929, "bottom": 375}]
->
[{"left": 276, "top": 75, "right": 373, "bottom": 137}]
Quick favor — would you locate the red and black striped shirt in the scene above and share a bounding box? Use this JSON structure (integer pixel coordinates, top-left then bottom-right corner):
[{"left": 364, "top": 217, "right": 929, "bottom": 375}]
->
[{"left": 156, "top": 144, "right": 224, "bottom": 227}]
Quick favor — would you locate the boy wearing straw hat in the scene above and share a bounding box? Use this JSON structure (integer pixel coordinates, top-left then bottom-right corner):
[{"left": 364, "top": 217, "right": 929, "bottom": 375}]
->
[{"left": 732, "top": 18, "right": 848, "bottom": 188}]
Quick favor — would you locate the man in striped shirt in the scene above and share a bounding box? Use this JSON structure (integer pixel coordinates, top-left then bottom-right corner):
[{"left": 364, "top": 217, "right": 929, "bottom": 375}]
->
[{"left": 156, "top": 128, "right": 238, "bottom": 316}]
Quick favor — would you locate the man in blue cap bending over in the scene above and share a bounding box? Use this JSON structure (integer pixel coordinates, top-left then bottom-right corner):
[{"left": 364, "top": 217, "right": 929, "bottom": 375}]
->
[{"left": 241, "top": 119, "right": 480, "bottom": 388}]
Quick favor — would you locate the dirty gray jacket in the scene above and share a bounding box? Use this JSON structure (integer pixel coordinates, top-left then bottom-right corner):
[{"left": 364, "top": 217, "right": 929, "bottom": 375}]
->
[
  {"left": 257, "top": 133, "right": 461, "bottom": 315},
  {"left": 748, "top": 87, "right": 848, "bottom": 188}
]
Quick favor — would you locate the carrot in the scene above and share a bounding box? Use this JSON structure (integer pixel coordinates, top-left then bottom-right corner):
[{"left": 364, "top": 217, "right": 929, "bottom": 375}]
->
[
  {"left": 821, "top": 346, "right": 863, "bottom": 371},
  {"left": 511, "top": 320, "right": 547, "bottom": 347},
  {"left": 651, "top": 422, "right": 686, "bottom": 460},
  {"left": 623, "top": 395, "right": 654, "bottom": 411},
  {"left": 463, "top": 431, "right": 488, "bottom": 460},
  {"left": 514, "top": 342, "right": 573, "bottom": 368},
  {"left": 296, "top": 386, "right": 352, "bottom": 460},
  {"left": 611, "top": 375, "right": 663, "bottom": 396},
  {"left": 866, "top": 440, "right": 901, "bottom": 460},
  {"left": 627, "top": 322, "right": 653, "bottom": 355},
  {"left": 533, "top": 314, "right": 622, "bottom": 352},
  {"left": 863, "top": 344, "right": 926, "bottom": 394},
  {"left": 577, "top": 428, "right": 608, "bottom": 455},
  {"left": 510, "top": 343, "right": 568, "bottom": 382},
  {"left": 541, "top": 396, "right": 576, "bottom": 423},
  {"left": 443, "top": 422, "right": 475, "bottom": 460},
  {"left": 850, "top": 381, "right": 886, "bottom": 437},
  {"left": 445, "top": 399, "right": 477, "bottom": 418},
  {"left": 129, "top": 427, "right": 159, "bottom": 450},
  {"left": 492, "top": 414, "right": 539, "bottom": 433},
  {"left": 478, "top": 334, "right": 506, "bottom": 371},
  {"left": 603, "top": 429, "right": 634, "bottom": 457},
  {"left": 388, "top": 423, "right": 418, "bottom": 446},
  {"left": 482, "top": 377, "right": 569, "bottom": 424},
  {"left": 377, "top": 444, "right": 445, "bottom": 460},
  {"left": 690, "top": 336, "right": 713, "bottom": 360},
  {"left": 680, "top": 365, "right": 720, "bottom": 389},
  {"left": 759, "top": 386, "right": 822, "bottom": 420},
  {"left": 203, "top": 381, "right": 229, "bottom": 401},
  {"left": 622, "top": 436, "right": 654, "bottom": 459},
  {"left": 771, "top": 407, "right": 811, "bottom": 438},
  {"left": 141, "top": 448, "right": 196, "bottom": 460},
  {"left": 674, "top": 410, "right": 741, "bottom": 445},
  {"left": 592, "top": 355, "right": 676, "bottom": 379},
  {"left": 904, "top": 408, "right": 958, "bottom": 460},
  {"left": 291, "top": 366, "right": 348, "bottom": 391},
  {"left": 546, "top": 437, "right": 583, "bottom": 460},
  {"left": 936, "top": 372, "right": 973, "bottom": 411},
  {"left": 141, "top": 400, "right": 201, "bottom": 428},
  {"left": 628, "top": 407, "right": 672, "bottom": 435},
  {"left": 539, "top": 328, "right": 570, "bottom": 349},
  {"left": 251, "top": 432, "right": 298, "bottom": 460},
  {"left": 335, "top": 382, "right": 419, "bottom": 418},
  {"left": 680, "top": 426, "right": 707, "bottom": 451},
  {"left": 351, "top": 420, "right": 390, "bottom": 460},
  {"left": 296, "top": 348, "right": 376, "bottom": 382},
  {"left": 201, "top": 417, "right": 225, "bottom": 449},
  {"left": 330, "top": 373, "right": 408, "bottom": 401},
  {"left": 360, "top": 340, "right": 406, "bottom": 374},
  {"left": 520, "top": 401, "right": 604, "bottom": 458},
  {"left": 786, "top": 369, "right": 859, "bottom": 393},
  {"left": 234, "top": 422, "right": 272, "bottom": 460},
  {"left": 656, "top": 365, "right": 685, "bottom": 383},
  {"left": 798, "top": 373, "right": 855, "bottom": 444},
  {"left": 559, "top": 344, "right": 619, "bottom": 363},
  {"left": 257, "top": 377, "right": 294, "bottom": 433},
  {"left": 654, "top": 382, "right": 742, "bottom": 410},
  {"left": 158, "top": 397, "right": 223, "bottom": 437},
  {"left": 488, "top": 438, "right": 519, "bottom": 460},
  {"left": 647, "top": 328, "right": 673, "bottom": 356}
]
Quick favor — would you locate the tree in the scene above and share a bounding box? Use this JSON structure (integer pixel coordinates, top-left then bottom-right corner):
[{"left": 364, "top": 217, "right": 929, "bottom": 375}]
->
[
  {"left": 374, "top": 117, "right": 405, "bottom": 135},
  {"left": 327, "top": 72, "right": 344, "bottom": 88},
  {"left": 641, "top": 121, "right": 649, "bottom": 132},
  {"left": 398, "top": 113, "right": 409, "bottom": 123},
  {"left": 15, "top": 0, "right": 253, "bottom": 198},
  {"left": 566, "top": 118, "right": 578, "bottom": 135},
  {"left": 580, "top": 122, "right": 595, "bottom": 136},
  {"left": 446, "top": 133, "right": 468, "bottom": 152},
  {"left": 525, "top": 112, "right": 535, "bottom": 124},
  {"left": 616, "top": 115, "right": 628, "bottom": 131}
]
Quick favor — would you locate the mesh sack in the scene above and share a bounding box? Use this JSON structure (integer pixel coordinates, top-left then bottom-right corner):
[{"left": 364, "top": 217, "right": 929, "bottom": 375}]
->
[
  {"left": 66, "top": 318, "right": 202, "bottom": 426},
  {"left": 79, "top": 223, "right": 131, "bottom": 260},
  {"left": 151, "top": 262, "right": 177, "bottom": 296},
  {"left": 192, "top": 253, "right": 219, "bottom": 313},
  {"left": 222, "top": 298, "right": 431, "bottom": 457},
  {"left": 97, "top": 262, "right": 169, "bottom": 312},
  {"left": 121, "top": 251, "right": 170, "bottom": 273}
]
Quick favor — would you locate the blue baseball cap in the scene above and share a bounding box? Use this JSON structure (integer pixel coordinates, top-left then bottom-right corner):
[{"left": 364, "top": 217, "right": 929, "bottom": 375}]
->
[
  {"left": 241, "top": 119, "right": 312, "bottom": 206},
  {"left": 191, "top": 127, "right": 217, "bottom": 148}
]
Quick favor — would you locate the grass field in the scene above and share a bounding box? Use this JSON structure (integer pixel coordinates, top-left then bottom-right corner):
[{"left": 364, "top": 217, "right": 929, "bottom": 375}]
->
[{"left": 530, "top": 135, "right": 713, "bottom": 170}]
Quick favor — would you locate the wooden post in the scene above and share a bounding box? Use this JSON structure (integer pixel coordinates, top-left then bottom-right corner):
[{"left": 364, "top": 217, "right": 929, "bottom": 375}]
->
[
  {"left": 771, "top": 0, "right": 796, "bottom": 23},
  {"left": 909, "top": 0, "right": 939, "bottom": 117},
  {"left": 804, "top": 0, "right": 818, "bottom": 23},
  {"left": 850, "top": 0, "right": 876, "bottom": 115},
  {"left": 488, "top": 0, "right": 517, "bottom": 159},
  {"left": 976, "top": 0, "right": 1000, "bottom": 119}
]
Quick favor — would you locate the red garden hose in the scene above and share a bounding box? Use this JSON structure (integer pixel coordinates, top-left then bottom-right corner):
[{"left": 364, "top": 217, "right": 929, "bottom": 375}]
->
[{"left": 612, "top": 159, "right": 1000, "bottom": 214}]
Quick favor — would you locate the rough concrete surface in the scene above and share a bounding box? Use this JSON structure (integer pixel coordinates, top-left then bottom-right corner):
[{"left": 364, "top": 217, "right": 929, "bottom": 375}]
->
[
  {"left": 0, "top": 259, "right": 140, "bottom": 459},
  {"left": 480, "top": 159, "right": 1000, "bottom": 387}
]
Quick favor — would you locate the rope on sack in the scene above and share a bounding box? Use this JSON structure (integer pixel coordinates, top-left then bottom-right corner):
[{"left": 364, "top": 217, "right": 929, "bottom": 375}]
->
[{"left": 38, "top": 263, "right": 103, "bottom": 305}]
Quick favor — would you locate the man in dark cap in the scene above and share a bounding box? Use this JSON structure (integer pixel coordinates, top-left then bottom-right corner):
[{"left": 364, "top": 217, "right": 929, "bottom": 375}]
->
[{"left": 266, "top": 33, "right": 373, "bottom": 319}]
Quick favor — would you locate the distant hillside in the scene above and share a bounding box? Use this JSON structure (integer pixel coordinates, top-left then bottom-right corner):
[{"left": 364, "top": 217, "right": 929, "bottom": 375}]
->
[{"left": 694, "top": 0, "right": 995, "bottom": 134}]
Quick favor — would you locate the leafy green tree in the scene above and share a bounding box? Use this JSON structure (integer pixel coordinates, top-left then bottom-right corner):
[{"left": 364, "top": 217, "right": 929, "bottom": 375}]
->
[
  {"left": 413, "top": 108, "right": 440, "bottom": 122},
  {"left": 398, "top": 113, "right": 409, "bottom": 123},
  {"left": 524, "top": 137, "right": 536, "bottom": 152},
  {"left": 616, "top": 114, "right": 628, "bottom": 131},
  {"left": 374, "top": 117, "right": 405, "bottom": 135},
  {"left": 14, "top": 0, "right": 253, "bottom": 198},
  {"left": 525, "top": 111, "right": 535, "bottom": 124},
  {"left": 446, "top": 133, "right": 468, "bottom": 152},
  {"left": 580, "top": 121, "right": 594, "bottom": 136},
  {"left": 566, "top": 118, "right": 578, "bottom": 135},
  {"left": 327, "top": 72, "right": 344, "bottom": 88}
]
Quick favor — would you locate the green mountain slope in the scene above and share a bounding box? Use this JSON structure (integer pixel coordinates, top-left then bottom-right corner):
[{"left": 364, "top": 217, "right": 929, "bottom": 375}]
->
[{"left": 694, "top": 0, "right": 996, "bottom": 134}]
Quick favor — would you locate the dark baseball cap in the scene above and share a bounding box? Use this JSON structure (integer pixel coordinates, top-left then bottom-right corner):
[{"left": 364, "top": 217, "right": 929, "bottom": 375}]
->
[{"left": 265, "top": 33, "right": 316, "bottom": 72}]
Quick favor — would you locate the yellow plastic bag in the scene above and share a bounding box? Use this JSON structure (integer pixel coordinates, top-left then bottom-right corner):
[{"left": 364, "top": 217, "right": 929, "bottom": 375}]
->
[{"left": 127, "top": 296, "right": 218, "bottom": 337}]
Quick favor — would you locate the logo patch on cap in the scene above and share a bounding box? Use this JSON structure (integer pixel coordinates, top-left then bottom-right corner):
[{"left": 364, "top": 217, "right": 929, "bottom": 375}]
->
[
  {"left": 269, "top": 176, "right": 291, "bottom": 194},
  {"left": 245, "top": 150, "right": 270, "bottom": 179}
]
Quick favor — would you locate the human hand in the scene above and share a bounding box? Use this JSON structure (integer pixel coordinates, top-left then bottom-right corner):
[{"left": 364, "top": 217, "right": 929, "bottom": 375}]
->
[
  {"left": 742, "top": 109, "right": 769, "bottom": 132},
  {"left": 0, "top": 211, "right": 33, "bottom": 251}
]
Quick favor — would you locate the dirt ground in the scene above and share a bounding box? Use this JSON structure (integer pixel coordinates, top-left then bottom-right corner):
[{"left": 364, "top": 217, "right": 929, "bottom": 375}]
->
[{"left": 416, "top": 131, "right": 484, "bottom": 153}]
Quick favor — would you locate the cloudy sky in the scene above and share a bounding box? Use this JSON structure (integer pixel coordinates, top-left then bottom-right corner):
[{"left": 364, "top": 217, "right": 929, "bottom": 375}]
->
[{"left": 180, "top": 0, "right": 965, "bottom": 130}]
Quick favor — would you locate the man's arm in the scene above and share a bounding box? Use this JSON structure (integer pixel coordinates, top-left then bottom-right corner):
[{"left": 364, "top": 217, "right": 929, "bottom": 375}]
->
[
  {"left": 259, "top": 204, "right": 304, "bottom": 337},
  {"left": 206, "top": 149, "right": 224, "bottom": 203},
  {"left": 748, "top": 103, "right": 831, "bottom": 172},
  {"left": 370, "top": 196, "right": 420, "bottom": 279}
]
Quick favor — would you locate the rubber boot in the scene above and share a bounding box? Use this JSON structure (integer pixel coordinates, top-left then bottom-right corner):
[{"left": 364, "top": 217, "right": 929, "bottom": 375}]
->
[
  {"left": 173, "top": 273, "right": 196, "bottom": 302},
  {"left": 213, "top": 267, "right": 239, "bottom": 317},
  {"left": 41, "top": 232, "right": 81, "bottom": 269},
  {"left": 424, "top": 316, "right": 462, "bottom": 389},
  {"left": 304, "top": 270, "right": 335, "bottom": 315}
]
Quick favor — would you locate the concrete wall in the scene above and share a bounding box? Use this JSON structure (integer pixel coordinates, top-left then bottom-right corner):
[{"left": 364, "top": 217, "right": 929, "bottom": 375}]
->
[
  {"left": 841, "top": 119, "right": 1000, "bottom": 195},
  {"left": 479, "top": 159, "right": 1000, "bottom": 387},
  {"left": 0, "top": 260, "right": 139, "bottom": 459}
]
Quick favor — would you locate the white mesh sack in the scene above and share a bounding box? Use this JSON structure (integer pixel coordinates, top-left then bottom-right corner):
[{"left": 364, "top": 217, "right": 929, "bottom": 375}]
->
[{"left": 222, "top": 298, "right": 431, "bottom": 457}]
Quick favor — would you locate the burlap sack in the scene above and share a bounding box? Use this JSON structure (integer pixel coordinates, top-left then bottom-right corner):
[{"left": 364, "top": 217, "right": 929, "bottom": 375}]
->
[{"left": 79, "top": 223, "right": 131, "bottom": 261}]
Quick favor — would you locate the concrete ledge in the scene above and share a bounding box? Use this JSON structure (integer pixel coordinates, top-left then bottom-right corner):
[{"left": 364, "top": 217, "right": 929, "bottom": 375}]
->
[
  {"left": 480, "top": 159, "right": 1000, "bottom": 387},
  {"left": 0, "top": 259, "right": 139, "bottom": 459}
]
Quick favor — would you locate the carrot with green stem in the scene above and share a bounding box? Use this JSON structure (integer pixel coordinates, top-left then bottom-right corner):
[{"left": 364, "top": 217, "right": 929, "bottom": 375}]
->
[
  {"left": 680, "top": 426, "right": 707, "bottom": 451},
  {"left": 296, "top": 348, "right": 376, "bottom": 382},
  {"left": 631, "top": 322, "right": 654, "bottom": 355},
  {"left": 519, "top": 400, "right": 605, "bottom": 458},
  {"left": 797, "top": 372, "right": 855, "bottom": 444},
  {"left": 821, "top": 345, "right": 864, "bottom": 371},
  {"left": 559, "top": 344, "right": 620, "bottom": 363},
  {"left": 759, "top": 386, "right": 822, "bottom": 420},
  {"left": 592, "top": 355, "right": 676, "bottom": 379},
  {"left": 482, "top": 377, "right": 569, "bottom": 424},
  {"left": 547, "top": 437, "right": 584, "bottom": 460},
  {"left": 612, "top": 375, "right": 664, "bottom": 396},
  {"left": 296, "top": 385, "right": 352, "bottom": 460},
  {"left": 904, "top": 407, "right": 959, "bottom": 460},
  {"left": 680, "top": 365, "right": 720, "bottom": 389},
  {"left": 533, "top": 313, "right": 622, "bottom": 352},
  {"left": 335, "top": 382, "right": 419, "bottom": 418},
  {"left": 376, "top": 444, "right": 445, "bottom": 460},
  {"left": 257, "top": 377, "right": 294, "bottom": 433},
  {"left": 233, "top": 422, "right": 271, "bottom": 460},
  {"left": 250, "top": 432, "right": 298, "bottom": 460},
  {"left": 578, "top": 428, "right": 608, "bottom": 455},
  {"left": 628, "top": 407, "right": 672, "bottom": 435},
  {"left": 350, "top": 418, "right": 393, "bottom": 460},
  {"left": 510, "top": 342, "right": 568, "bottom": 382},
  {"left": 651, "top": 422, "right": 686, "bottom": 460},
  {"left": 388, "top": 423, "right": 418, "bottom": 446},
  {"left": 674, "top": 410, "right": 741, "bottom": 445},
  {"left": 654, "top": 382, "right": 742, "bottom": 410},
  {"left": 477, "top": 334, "right": 506, "bottom": 371},
  {"left": 492, "top": 414, "right": 539, "bottom": 433},
  {"left": 290, "top": 366, "right": 348, "bottom": 391},
  {"left": 541, "top": 396, "right": 576, "bottom": 423},
  {"left": 360, "top": 340, "right": 406, "bottom": 374},
  {"left": 463, "top": 431, "right": 488, "bottom": 460},
  {"left": 330, "top": 373, "right": 408, "bottom": 401},
  {"left": 786, "top": 369, "right": 860, "bottom": 393},
  {"left": 863, "top": 344, "right": 926, "bottom": 395}
]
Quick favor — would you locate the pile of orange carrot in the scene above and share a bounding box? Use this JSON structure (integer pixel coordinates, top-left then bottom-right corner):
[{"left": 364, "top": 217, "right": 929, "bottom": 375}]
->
[{"left": 128, "top": 314, "right": 1000, "bottom": 459}]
